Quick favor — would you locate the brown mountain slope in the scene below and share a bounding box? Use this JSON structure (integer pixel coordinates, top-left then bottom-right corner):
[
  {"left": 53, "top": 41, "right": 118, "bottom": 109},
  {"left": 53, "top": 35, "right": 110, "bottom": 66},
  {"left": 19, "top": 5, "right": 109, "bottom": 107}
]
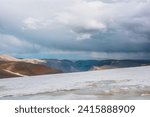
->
[
  {"left": 0, "top": 61, "right": 62, "bottom": 79},
  {"left": 0, "top": 69, "right": 20, "bottom": 79},
  {"left": 0, "top": 54, "right": 46, "bottom": 64}
]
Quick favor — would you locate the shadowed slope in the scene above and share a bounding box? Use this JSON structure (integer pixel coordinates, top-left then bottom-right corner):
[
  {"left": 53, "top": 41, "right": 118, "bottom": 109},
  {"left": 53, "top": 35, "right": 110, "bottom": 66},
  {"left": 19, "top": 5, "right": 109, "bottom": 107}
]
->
[{"left": 0, "top": 61, "right": 62, "bottom": 79}]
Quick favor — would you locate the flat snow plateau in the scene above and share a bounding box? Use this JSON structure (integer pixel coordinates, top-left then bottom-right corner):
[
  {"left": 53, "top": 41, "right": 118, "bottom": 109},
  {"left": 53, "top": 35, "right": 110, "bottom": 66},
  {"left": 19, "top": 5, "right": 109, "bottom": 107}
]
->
[{"left": 0, "top": 66, "right": 150, "bottom": 100}]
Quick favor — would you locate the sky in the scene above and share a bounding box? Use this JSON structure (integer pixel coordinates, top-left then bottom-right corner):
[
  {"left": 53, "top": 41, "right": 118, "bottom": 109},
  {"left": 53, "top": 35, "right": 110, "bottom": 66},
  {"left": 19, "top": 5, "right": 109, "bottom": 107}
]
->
[{"left": 0, "top": 0, "right": 150, "bottom": 60}]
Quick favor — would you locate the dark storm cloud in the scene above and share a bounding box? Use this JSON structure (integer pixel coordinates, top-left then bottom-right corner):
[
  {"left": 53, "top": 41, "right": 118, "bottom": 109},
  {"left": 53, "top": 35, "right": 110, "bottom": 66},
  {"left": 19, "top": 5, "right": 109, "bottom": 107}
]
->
[{"left": 0, "top": 0, "right": 150, "bottom": 59}]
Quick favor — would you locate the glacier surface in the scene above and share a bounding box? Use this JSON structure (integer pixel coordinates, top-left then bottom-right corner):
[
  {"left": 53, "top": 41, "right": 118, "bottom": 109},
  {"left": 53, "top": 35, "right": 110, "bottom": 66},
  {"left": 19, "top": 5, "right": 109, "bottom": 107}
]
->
[{"left": 0, "top": 66, "right": 150, "bottom": 100}]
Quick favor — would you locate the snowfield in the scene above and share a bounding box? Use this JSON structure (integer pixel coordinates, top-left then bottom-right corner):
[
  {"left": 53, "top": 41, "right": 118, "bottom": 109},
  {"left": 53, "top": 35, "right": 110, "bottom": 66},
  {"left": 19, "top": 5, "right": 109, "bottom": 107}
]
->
[{"left": 0, "top": 66, "right": 150, "bottom": 100}]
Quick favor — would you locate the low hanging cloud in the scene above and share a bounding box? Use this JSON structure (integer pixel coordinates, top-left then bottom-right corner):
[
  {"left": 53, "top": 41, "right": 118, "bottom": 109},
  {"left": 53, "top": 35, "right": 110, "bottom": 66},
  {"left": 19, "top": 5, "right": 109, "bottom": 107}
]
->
[
  {"left": 0, "top": 34, "right": 37, "bottom": 54},
  {"left": 0, "top": 0, "right": 150, "bottom": 59}
]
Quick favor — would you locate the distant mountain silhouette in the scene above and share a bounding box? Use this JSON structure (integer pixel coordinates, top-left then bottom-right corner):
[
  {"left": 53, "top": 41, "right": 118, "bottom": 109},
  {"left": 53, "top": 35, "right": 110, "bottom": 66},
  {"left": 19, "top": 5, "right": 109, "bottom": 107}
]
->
[{"left": 44, "top": 59, "right": 150, "bottom": 72}]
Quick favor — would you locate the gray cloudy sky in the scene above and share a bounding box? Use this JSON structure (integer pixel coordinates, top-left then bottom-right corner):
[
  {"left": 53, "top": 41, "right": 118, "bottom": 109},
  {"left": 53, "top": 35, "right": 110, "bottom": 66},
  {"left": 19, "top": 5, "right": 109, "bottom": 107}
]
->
[{"left": 0, "top": 0, "right": 150, "bottom": 59}]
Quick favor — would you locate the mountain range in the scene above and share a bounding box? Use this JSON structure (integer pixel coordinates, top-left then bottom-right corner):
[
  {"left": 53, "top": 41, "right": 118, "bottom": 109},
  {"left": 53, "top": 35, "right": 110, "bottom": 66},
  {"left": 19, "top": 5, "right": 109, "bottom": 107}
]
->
[
  {"left": 44, "top": 59, "right": 150, "bottom": 72},
  {"left": 0, "top": 54, "right": 150, "bottom": 78}
]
